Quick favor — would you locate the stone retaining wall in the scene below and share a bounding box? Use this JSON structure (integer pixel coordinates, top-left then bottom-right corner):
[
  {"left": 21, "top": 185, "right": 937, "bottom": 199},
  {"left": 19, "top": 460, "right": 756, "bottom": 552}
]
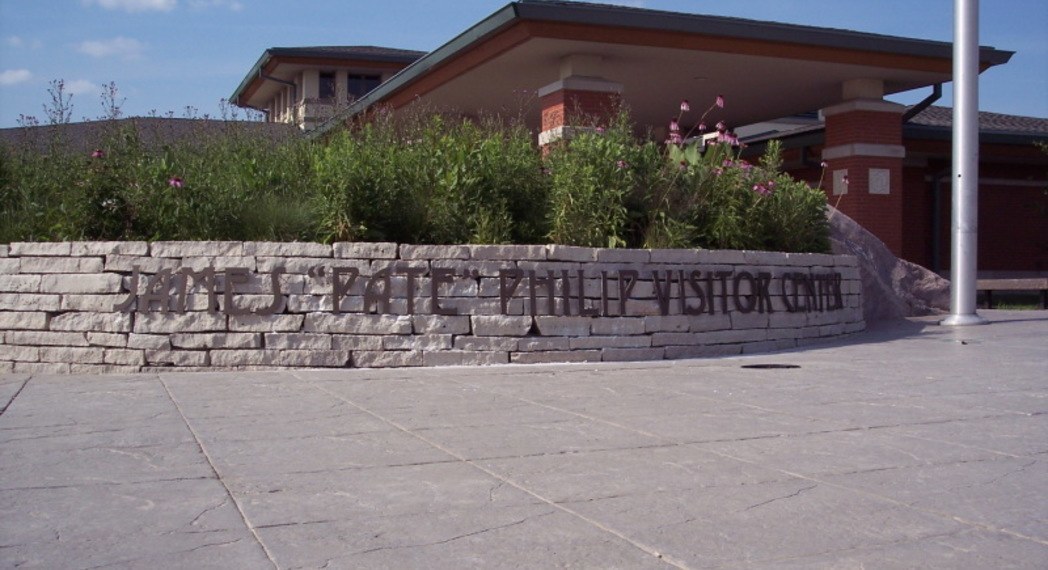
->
[{"left": 0, "top": 242, "right": 864, "bottom": 374}]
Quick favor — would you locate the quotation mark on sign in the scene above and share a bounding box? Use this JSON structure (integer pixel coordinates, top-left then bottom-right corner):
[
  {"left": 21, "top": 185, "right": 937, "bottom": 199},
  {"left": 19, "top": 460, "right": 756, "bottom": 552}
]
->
[{"left": 307, "top": 266, "right": 327, "bottom": 278}]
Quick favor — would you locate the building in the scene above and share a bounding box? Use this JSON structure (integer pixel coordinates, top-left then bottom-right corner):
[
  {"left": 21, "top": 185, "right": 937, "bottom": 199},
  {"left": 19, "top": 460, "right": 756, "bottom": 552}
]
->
[
  {"left": 230, "top": 46, "right": 424, "bottom": 131},
  {"left": 231, "top": 0, "right": 1046, "bottom": 274}
]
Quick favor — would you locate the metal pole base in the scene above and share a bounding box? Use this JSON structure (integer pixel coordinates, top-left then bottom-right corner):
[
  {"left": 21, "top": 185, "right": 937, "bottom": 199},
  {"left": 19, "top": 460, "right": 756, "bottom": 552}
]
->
[{"left": 940, "top": 313, "right": 988, "bottom": 326}]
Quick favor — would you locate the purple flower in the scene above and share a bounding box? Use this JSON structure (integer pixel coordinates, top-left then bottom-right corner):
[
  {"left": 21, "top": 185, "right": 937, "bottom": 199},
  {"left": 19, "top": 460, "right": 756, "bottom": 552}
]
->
[
  {"left": 669, "top": 118, "right": 680, "bottom": 133},
  {"left": 820, "top": 161, "right": 829, "bottom": 168},
  {"left": 713, "top": 167, "right": 724, "bottom": 176},
  {"left": 91, "top": 149, "right": 104, "bottom": 159},
  {"left": 715, "top": 95, "right": 725, "bottom": 108},
  {"left": 752, "top": 183, "right": 772, "bottom": 196},
  {"left": 616, "top": 160, "right": 629, "bottom": 170},
  {"left": 722, "top": 159, "right": 733, "bottom": 167},
  {"left": 715, "top": 121, "right": 726, "bottom": 132},
  {"left": 697, "top": 122, "right": 707, "bottom": 132},
  {"left": 595, "top": 126, "right": 606, "bottom": 134},
  {"left": 738, "top": 160, "right": 753, "bottom": 171},
  {"left": 168, "top": 176, "right": 184, "bottom": 188},
  {"left": 680, "top": 99, "right": 690, "bottom": 112}
]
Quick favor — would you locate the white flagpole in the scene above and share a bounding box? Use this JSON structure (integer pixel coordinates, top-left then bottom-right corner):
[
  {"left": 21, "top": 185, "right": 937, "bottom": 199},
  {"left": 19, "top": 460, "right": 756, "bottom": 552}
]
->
[{"left": 942, "top": 0, "right": 987, "bottom": 326}]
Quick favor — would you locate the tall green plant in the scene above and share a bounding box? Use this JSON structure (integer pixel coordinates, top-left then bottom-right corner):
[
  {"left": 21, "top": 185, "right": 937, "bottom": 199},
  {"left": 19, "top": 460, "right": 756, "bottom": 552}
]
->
[{"left": 544, "top": 116, "right": 659, "bottom": 248}]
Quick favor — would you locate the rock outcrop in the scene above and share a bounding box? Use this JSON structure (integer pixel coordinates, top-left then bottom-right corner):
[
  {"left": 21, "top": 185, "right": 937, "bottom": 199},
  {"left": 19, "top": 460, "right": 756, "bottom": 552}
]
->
[{"left": 827, "top": 206, "right": 950, "bottom": 321}]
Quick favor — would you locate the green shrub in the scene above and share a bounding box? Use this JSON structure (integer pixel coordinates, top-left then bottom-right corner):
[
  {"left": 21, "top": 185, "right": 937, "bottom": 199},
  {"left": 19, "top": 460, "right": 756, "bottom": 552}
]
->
[
  {"left": 1, "top": 104, "right": 829, "bottom": 253},
  {"left": 1, "top": 120, "right": 316, "bottom": 242},
  {"left": 544, "top": 116, "right": 660, "bottom": 248},
  {"left": 642, "top": 138, "right": 828, "bottom": 252},
  {"left": 314, "top": 112, "right": 548, "bottom": 245}
]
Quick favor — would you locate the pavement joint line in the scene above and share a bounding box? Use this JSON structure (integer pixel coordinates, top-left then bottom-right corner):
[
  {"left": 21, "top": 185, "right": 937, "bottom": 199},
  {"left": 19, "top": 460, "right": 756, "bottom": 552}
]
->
[
  {"left": 0, "top": 375, "right": 32, "bottom": 417},
  {"left": 451, "top": 377, "right": 1048, "bottom": 549},
  {"left": 301, "top": 374, "right": 690, "bottom": 570},
  {"left": 157, "top": 373, "right": 281, "bottom": 570}
]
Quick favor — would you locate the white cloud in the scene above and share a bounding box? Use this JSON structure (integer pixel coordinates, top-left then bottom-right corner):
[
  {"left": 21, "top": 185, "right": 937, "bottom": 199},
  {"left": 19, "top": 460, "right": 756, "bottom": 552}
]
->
[
  {"left": 5, "top": 36, "right": 42, "bottom": 49},
  {"left": 0, "top": 69, "right": 33, "bottom": 86},
  {"left": 65, "top": 79, "right": 99, "bottom": 96},
  {"left": 83, "top": 0, "right": 177, "bottom": 12},
  {"left": 78, "top": 37, "right": 145, "bottom": 60},
  {"left": 189, "top": 0, "right": 242, "bottom": 10}
]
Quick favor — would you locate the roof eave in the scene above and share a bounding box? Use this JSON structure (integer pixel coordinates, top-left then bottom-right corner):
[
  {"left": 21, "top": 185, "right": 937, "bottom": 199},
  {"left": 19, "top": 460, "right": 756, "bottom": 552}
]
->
[
  {"left": 310, "top": 2, "right": 522, "bottom": 139},
  {"left": 230, "top": 50, "right": 275, "bottom": 108},
  {"left": 513, "top": 0, "right": 1014, "bottom": 66}
]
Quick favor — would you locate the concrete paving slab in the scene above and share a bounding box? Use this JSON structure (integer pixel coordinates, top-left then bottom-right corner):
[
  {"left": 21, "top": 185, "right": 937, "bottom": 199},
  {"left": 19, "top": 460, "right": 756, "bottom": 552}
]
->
[
  {"left": 0, "top": 478, "right": 270, "bottom": 569},
  {"left": 557, "top": 476, "right": 971, "bottom": 566},
  {"left": 0, "top": 310, "right": 1046, "bottom": 568},
  {"left": 255, "top": 506, "right": 668, "bottom": 570}
]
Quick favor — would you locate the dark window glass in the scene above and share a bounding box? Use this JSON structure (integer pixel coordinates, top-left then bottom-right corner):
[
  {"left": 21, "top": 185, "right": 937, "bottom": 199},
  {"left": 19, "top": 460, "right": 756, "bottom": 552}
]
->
[
  {"left": 347, "top": 74, "right": 381, "bottom": 99},
  {"left": 319, "top": 72, "right": 336, "bottom": 100}
]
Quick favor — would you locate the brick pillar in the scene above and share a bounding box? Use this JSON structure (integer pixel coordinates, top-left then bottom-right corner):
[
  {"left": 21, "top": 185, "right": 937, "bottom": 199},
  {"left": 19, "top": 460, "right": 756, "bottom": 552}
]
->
[
  {"left": 821, "top": 97, "right": 907, "bottom": 256},
  {"left": 538, "top": 76, "right": 623, "bottom": 146}
]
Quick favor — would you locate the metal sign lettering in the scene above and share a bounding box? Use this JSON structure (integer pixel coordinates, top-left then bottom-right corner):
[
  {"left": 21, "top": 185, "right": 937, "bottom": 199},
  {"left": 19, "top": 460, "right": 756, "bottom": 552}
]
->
[{"left": 114, "top": 265, "right": 845, "bottom": 316}]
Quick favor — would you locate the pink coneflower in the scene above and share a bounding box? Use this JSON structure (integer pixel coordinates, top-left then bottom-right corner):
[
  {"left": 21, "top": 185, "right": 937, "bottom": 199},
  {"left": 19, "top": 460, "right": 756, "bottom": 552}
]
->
[
  {"left": 820, "top": 161, "right": 829, "bottom": 168},
  {"left": 697, "top": 122, "right": 707, "bottom": 132},
  {"left": 595, "top": 126, "right": 605, "bottom": 134},
  {"left": 616, "top": 160, "right": 629, "bottom": 170},
  {"left": 715, "top": 95, "right": 725, "bottom": 108},
  {"left": 680, "top": 99, "right": 690, "bottom": 112},
  {"left": 753, "top": 183, "right": 772, "bottom": 196},
  {"left": 722, "top": 159, "right": 734, "bottom": 167},
  {"left": 669, "top": 118, "right": 680, "bottom": 133},
  {"left": 715, "top": 121, "right": 726, "bottom": 132},
  {"left": 168, "top": 176, "right": 184, "bottom": 188},
  {"left": 91, "top": 149, "right": 104, "bottom": 159},
  {"left": 666, "top": 132, "right": 683, "bottom": 145}
]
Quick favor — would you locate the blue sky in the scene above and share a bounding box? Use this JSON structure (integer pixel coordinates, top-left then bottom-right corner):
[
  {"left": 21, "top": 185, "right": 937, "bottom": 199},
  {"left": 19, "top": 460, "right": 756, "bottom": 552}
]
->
[{"left": 1, "top": 0, "right": 1045, "bottom": 128}]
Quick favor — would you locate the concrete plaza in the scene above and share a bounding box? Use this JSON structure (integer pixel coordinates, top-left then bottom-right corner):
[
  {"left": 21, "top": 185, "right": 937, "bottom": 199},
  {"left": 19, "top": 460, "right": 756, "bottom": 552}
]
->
[{"left": 1, "top": 311, "right": 1046, "bottom": 568}]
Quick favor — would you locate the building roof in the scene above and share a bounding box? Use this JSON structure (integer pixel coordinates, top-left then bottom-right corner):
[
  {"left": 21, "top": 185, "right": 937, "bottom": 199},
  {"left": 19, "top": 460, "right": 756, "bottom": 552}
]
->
[
  {"left": 907, "top": 105, "right": 1048, "bottom": 135},
  {"left": 263, "top": 46, "right": 425, "bottom": 63},
  {"left": 739, "top": 105, "right": 1048, "bottom": 152},
  {"left": 230, "top": 45, "right": 425, "bottom": 110},
  {"left": 308, "top": 0, "right": 1013, "bottom": 138}
]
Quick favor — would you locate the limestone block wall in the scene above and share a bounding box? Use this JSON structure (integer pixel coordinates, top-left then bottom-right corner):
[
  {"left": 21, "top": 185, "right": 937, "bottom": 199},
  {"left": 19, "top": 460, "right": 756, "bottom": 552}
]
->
[{"left": 0, "top": 242, "right": 864, "bottom": 374}]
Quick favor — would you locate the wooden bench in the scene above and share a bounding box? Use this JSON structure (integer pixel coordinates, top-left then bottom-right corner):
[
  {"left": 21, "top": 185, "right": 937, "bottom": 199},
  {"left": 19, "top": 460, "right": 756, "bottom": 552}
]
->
[{"left": 976, "top": 278, "right": 1048, "bottom": 309}]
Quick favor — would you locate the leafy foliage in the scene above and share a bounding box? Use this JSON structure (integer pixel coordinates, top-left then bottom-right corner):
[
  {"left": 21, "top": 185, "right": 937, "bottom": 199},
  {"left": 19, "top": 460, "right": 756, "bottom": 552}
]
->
[{"left": 1, "top": 104, "right": 829, "bottom": 254}]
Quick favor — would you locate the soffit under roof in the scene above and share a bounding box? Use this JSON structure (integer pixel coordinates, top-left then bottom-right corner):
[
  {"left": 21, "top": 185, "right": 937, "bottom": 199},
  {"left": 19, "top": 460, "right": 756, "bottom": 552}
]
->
[{"left": 311, "top": 1, "right": 1013, "bottom": 137}]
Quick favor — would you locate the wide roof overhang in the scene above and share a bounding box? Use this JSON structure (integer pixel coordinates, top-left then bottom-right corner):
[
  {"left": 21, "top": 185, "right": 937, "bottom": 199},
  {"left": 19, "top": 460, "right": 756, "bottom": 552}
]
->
[
  {"left": 231, "top": 47, "right": 423, "bottom": 111},
  {"left": 311, "top": 0, "right": 1013, "bottom": 138}
]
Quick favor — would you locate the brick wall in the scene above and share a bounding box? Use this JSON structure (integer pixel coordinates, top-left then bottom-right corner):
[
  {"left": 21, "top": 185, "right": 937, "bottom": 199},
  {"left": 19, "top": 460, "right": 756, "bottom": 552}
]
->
[{"left": 0, "top": 242, "right": 864, "bottom": 374}]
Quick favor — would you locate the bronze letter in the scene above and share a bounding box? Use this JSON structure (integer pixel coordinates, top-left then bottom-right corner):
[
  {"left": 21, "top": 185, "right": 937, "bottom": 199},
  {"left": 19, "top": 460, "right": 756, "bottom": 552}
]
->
[
  {"left": 499, "top": 269, "right": 524, "bottom": 315},
  {"left": 223, "top": 267, "right": 252, "bottom": 316},
  {"left": 430, "top": 267, "right": 458, "bottom": 315},
  {"left": 331, "top": 267, "right": 359, "bottom": 314},
  {"left": 113, "top": 265, "right": 141, "bottom": 312}
]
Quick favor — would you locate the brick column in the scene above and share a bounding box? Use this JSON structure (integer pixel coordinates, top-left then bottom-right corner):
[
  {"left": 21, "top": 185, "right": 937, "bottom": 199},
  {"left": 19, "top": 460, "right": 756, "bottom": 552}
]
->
[
  {"left": 538, "top": 76, "right": 623, "bottom": 146},
  {"left": 821, "top": 95, "right": 907, "bottom": 256}
]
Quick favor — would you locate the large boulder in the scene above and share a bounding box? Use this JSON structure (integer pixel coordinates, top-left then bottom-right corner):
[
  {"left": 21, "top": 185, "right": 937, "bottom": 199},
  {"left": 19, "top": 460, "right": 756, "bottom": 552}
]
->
[{"left": 827, "top": 206, "right": 950, "bottom": 321}]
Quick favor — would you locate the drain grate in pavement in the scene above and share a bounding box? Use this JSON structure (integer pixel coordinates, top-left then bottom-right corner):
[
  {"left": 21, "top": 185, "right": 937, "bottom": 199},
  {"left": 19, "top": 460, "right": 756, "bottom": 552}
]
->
[{"left": 741, "top": 364, "right": 801, "bottom": 369}]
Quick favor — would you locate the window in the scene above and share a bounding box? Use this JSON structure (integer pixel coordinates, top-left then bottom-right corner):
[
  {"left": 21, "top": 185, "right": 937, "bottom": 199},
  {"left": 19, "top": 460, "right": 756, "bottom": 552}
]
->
[
  {"left": 347, "top": 74, "right": 381, "bottom": 100},
  {"left": 319, "top": 72, "right": 337, "bottom": 101}
]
